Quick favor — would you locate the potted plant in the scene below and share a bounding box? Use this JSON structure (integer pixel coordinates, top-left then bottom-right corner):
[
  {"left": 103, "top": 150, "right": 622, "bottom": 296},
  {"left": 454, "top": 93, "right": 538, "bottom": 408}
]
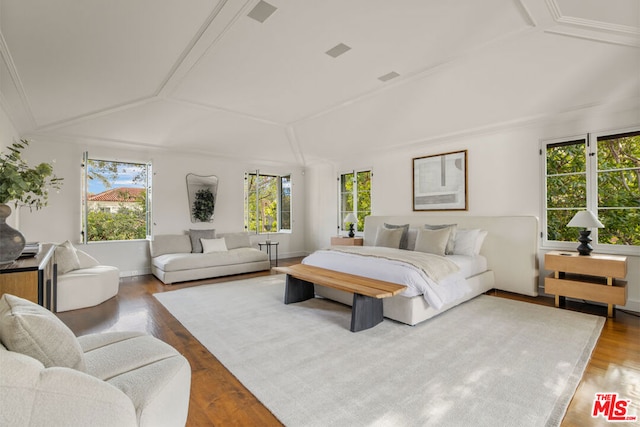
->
[
  {"left": 192, "top": 188, "right": 215, "bottom": 222},
  {"left": 0, "top": 139, "right": 63, "bottom": 263}
]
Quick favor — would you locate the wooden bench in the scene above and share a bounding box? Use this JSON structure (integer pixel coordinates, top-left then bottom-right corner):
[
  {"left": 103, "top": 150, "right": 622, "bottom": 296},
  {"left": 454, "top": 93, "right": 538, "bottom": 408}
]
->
[{"left": 273, "top": 264, "right": 406, "bottom": 332}]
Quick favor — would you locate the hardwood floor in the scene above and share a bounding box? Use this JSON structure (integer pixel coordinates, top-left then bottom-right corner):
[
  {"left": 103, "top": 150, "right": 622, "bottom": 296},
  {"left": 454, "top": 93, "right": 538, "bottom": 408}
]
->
[{"left": 56, "top": 259, "right": 640, "bottom": 426}]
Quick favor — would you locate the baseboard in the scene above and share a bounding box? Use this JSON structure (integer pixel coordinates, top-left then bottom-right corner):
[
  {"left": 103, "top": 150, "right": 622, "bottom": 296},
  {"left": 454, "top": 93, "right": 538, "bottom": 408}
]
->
[{"left": 119, "top": 268, "right": 151, "bottom": 278}]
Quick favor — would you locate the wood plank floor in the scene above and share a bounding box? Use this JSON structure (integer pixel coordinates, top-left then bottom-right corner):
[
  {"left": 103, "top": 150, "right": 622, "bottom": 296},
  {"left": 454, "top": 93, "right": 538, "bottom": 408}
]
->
[{"left": 56, "top": 258, "right": 639, "bottom": 426}]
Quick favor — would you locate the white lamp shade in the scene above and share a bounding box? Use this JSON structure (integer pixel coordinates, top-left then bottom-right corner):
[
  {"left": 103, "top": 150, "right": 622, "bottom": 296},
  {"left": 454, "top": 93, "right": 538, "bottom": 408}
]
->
[
  {"left": 567, "top": 210, "right": 604, "bottom": 228},
  {"left": 344, "top": 213, "right": 358, "bottom": 224}
]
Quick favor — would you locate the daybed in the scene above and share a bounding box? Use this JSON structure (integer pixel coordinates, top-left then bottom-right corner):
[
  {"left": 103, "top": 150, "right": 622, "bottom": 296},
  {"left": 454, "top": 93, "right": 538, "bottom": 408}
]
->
[
  {"left": 150, "top": 231, "right": 270, "bottom": 284},
  {"left": 303, "top": 215, "right": 538, "bottom": 326},
  {"left": 0, "top": 294, "right": 191, "bottom": 426}
]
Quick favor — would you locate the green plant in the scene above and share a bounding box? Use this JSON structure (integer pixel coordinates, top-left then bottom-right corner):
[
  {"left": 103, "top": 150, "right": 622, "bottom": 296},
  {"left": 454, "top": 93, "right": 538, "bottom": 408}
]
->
[
  {"left": 192, "top": 188, "right": 215, "bottom": 222},
  {"left": 0, "top": 139, "right": 63, "bottom": 209}
]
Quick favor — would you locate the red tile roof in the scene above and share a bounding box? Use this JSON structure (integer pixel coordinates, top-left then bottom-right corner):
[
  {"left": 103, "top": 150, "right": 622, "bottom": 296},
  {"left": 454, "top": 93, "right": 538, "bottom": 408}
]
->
[{"left": 88, "top": 187, "right": 144, "bottom": 202}]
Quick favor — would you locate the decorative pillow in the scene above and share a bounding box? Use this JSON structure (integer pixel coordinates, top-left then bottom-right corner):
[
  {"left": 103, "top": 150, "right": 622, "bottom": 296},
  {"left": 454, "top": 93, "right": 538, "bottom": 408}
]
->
[
  {"left": 383, "top": 223, "right": 410, "bottom": 249},
  {"left": 454, "top": 229, "right": 484, "bottom": 256},
  {"left": 54, "top": 240, "right": 81, "bottom": 274},
  {"left": 0, "top": 294, "right": 86, "bottom": 371},
  {"left": 424, "top": 224, "right": 457, "bottom": 254},
  {"left": 374, "top": 226, "right": 403, "bottom": 249},
  {"left": 414, "top": 228, "right": 451, "bottom": 256},
  {"left": 475, "top": 230, "right": 489, "bottom": 255},
  {"left": 201, "top": 238, "right": 228, "bottom": 253},
  {"left": 189, "top": 229, "right": 216, "bottom": 253},
  {"left": 223, "top": 232, "right": 252, "bottom": 249}
]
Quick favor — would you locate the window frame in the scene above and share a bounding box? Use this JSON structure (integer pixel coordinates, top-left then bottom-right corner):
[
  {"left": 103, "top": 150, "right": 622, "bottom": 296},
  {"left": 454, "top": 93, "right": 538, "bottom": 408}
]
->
[
  {"left": 244, "top": 170, "right": 292, "bottom": 234},
  {"left": 81, "top": 153, "right": 152, "bottom": 243},
  {"left": 337, "top": 169, "right": 372, "bottom": 236},
  {"left": 541, "top": 128, "right": 639, "bottom": 256}
]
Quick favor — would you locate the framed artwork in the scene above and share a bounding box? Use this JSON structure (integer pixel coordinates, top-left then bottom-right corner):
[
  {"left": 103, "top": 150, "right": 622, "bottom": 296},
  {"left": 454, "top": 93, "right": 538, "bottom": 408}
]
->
[{"left": 413, "top": 150, "right": 467, "bottom": 211}]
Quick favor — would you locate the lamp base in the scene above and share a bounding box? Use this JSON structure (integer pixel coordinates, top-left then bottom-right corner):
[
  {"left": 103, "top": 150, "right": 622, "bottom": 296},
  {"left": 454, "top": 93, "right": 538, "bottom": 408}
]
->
[
  {"left": 348, "top": 224, "right": 355, "bottom": 238},
  {"left": 576, "top": 229, "right": 593, "bottom": 256}
]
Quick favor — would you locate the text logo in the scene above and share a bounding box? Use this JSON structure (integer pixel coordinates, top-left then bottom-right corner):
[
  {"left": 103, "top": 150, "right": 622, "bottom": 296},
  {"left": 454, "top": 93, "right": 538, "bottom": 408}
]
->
[{"left": 592, "top": 393, "right": 637, "bottom": 422}]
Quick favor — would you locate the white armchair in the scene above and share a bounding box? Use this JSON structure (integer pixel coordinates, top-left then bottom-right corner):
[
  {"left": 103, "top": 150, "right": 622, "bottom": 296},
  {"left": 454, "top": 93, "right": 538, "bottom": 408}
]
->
[{"left": 55, "top": 242, "right": 120, "bottom": 312}]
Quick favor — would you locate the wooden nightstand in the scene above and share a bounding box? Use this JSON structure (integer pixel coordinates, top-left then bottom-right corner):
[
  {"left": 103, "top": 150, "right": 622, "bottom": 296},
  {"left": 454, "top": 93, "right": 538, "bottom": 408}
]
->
[
  {"left": 331, "top": 236, "right": 363, "bottom": 246},
  {"left": 544, "top": 251, "right": 627, "bottom": 317}
]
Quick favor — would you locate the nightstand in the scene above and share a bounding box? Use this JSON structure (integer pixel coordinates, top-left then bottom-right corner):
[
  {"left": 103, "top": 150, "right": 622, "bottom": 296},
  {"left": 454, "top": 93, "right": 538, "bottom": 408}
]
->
[
  {"left": 544, "top": 251, "right": 627, "bottom": 317},
  {"left": 330, "top": 236, "right": 363, "bottom": 246}
]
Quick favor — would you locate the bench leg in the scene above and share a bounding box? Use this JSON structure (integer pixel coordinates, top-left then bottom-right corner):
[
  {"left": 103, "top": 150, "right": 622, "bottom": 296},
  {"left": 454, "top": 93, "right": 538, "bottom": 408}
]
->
[
  {"left": 351, "top": 294, "right": 383, "bottom": 332},
  {"left": 284, "top": 274, "right": 315, "bottom": 304}
]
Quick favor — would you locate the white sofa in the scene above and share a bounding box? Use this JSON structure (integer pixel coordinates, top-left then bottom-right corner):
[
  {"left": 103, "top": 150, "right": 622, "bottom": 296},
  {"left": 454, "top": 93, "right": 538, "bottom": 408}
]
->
[
  {"left": 55, "top": 242, "right": 120, "bottom": 312},
  {"left": 150, "top": 231, "right": 270, "bottom": 284},
  {"left": 0, "top": 294, "right": 191, "bottom": 426}
]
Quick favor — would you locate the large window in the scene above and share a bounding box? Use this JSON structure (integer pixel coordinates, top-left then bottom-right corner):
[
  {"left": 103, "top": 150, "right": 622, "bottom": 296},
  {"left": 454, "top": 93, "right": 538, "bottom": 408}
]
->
[
  {"left": 82, "top": 156, "right": 152, "bottom": 242},
  {"left": 339, "top": 170, "right": 372, "bottom": 233},
  {"left": 244, "top": 171, "right": 291, "bottom": 233},
  {"left": 543, "top": 129, "right": 639, "bottom": 252}
]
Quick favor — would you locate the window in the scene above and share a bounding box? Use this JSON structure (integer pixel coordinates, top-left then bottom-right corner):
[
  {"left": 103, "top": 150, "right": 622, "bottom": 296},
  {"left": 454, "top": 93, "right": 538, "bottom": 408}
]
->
[
  {"left": 82, "top": 155, "right": 152, "bottom": 242},
  {"left": 338, "top": 170, "right": 372, "bottom": 233},
  {"left": 244, "top": 171, "right": 291, "bottom": 233},
  {"left": 543, "top": 129, "right": 639, "bottom": 252}
]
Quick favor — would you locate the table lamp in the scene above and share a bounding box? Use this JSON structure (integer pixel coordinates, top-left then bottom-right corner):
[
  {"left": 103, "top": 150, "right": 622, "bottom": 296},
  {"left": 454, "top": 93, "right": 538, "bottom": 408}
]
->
[
  {"left": 344, "top": 213, "right": 358, "bottom": 238},
  {"left": 567, "top": 210, "right": 604, "bottom": 255}
]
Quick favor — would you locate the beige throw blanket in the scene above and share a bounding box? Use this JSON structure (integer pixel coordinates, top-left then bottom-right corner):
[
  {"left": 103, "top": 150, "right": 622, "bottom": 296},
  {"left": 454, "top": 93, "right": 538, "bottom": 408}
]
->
[{"left": 327, "top": 246, "right": 460, "bottom": 283}]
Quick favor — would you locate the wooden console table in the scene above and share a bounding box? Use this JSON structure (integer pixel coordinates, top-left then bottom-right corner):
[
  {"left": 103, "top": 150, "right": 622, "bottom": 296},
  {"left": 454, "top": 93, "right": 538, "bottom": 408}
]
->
[{"left": 0, "top": 244, "right": 57, "bottom": 310}]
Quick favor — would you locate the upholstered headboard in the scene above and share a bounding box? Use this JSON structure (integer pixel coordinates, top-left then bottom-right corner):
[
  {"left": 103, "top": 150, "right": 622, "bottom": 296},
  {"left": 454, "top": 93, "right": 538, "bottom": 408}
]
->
[{"left": 363, "top": 215, "right": 539, "bottom": 297}]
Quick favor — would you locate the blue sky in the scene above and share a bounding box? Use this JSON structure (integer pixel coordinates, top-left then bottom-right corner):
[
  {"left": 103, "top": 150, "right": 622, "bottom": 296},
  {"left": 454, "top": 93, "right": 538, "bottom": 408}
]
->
[{"left": 88, "top": 162, "right": 146, "bottom": 194}]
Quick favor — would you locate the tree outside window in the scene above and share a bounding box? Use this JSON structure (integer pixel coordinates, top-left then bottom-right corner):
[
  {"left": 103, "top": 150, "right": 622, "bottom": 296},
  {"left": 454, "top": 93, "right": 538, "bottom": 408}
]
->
[
  {"left": 83, "top": 157, "right": 151, "bottom": 242},
  {"left": 244, "top": 172, "right": 291, "bottom": 233},
  {"left": 544, "top": 130, "right": 639, "bottom": 249},
  {"left": 339, "top": 170, "right": 371, "bottom": 233}
]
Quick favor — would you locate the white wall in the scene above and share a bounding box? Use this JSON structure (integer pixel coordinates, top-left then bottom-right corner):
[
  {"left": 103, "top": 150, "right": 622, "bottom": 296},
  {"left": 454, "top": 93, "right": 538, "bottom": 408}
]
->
[
  {"left": 0, "top": 103, "right": 20, "bottom": 228},
  {"left": 304, "top": 106, "right": 639, "bottom": 312},
  {"left": 12, "top": 137, "right": 306, "bottom": 277}
]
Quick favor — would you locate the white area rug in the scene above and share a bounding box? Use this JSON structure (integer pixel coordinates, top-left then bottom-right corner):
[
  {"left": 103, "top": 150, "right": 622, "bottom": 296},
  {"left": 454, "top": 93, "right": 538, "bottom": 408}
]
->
[{"left": 154, "top": 275, "right": 604, "bottom": 427}]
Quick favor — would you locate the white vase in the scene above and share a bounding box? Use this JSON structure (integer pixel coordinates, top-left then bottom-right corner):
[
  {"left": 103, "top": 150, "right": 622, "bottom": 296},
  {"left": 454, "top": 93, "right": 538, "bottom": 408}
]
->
[{"left": 0, "top": 203, "right": 26, "bottom": 264}]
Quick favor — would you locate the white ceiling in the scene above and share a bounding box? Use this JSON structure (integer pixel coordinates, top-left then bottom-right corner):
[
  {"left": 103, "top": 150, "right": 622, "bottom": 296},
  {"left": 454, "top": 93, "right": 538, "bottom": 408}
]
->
[{"left": 1, "top": 0, "right": 638, "bottom": 165}]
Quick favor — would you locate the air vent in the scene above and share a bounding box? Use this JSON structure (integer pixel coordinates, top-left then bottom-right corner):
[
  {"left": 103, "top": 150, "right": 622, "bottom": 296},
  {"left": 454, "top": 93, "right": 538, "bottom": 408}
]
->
[
  {"left": 247, "top": 0, "right": 277, "bottom": 23},
  {"left": 325, "top": 43, "right": 351, "bottom": 58},
  {"left": 378, "top": 71, "right": 400, "bottom": 82}
]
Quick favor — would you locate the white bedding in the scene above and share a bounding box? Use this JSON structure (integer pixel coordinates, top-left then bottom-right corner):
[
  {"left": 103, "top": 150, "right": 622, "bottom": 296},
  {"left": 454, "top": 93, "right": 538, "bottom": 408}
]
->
[{"left": 302, "top": 247, "right": 488, "bottom": 310}]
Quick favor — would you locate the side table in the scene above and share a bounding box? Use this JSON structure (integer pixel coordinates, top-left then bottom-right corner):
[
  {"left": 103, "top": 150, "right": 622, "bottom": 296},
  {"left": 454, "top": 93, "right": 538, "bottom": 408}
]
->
[
  {"left": 544, "top": 251, "right": 627, "bottom": 317},
  {"left": 0, "top": 243, "right": 57, "bottom": 310},
  {"left": 258, "top": 241, "right": 279, "bottom": 267},
  {"left": 330, "top": 236, "right": 363, "bottom": 246}
]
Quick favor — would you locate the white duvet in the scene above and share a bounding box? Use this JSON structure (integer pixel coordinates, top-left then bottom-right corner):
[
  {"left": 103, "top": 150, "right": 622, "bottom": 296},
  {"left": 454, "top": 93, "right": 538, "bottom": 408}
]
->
[{"left": 302, "top": 246, "right": 480, "bottom": 310}]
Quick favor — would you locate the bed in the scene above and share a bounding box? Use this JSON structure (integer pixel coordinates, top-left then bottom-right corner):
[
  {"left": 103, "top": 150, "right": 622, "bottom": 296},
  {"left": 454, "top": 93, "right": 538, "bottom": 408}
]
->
[{"left": 303, "top": 215, "right": 539, "bottom": 326}]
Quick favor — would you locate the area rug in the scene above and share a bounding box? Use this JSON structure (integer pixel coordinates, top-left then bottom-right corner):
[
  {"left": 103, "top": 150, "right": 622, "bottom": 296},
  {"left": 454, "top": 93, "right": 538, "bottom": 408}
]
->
[{"left": 154, "top": 275, "right": 604, "bottom": 427}]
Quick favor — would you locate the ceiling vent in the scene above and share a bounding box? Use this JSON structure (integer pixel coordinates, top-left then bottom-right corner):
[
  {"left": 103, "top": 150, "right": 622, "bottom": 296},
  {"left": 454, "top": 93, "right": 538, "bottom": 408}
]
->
[
  {"left": 378, "top": 71, "right": 400, "bottom": 82},
  {"left": 247, "top": 1, "right": 278, "bottom": 23},
  {"left": 325, "top": 43, "right": 352, "bottom": 58}
]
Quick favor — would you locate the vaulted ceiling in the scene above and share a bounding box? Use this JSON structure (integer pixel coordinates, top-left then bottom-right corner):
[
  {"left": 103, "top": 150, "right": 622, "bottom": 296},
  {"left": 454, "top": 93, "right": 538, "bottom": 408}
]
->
[{"left": 1, "top": 0, "right": 638, "bottom": 165}]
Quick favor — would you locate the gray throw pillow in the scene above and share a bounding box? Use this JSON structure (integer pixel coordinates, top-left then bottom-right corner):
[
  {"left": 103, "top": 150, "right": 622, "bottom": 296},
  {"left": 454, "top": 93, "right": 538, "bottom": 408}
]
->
[
  {"left": 424, "top": 224, "right": 457, "bottom": 255},
  {"left": 189, "top": 229, "right": 216, "bottom": 253},
  {"left": 374, "top": 226, "right": 403, "bottom": 249},
  {"left": 0, "top": 294, "right": 86, "bottom": 371},
  {"left": 223, "top": 232, "right": 252, "bottom": 249},
  {"left": 384, "top": 223, "right": 410, "bottom": 249},
  {"left": 414, "top": 228, "right": 452, "bottom": 256}
]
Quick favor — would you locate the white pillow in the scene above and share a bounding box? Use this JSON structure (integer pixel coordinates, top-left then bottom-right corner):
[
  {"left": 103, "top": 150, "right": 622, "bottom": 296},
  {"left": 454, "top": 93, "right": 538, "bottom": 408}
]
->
[
  {"left": 55, "top": 241, "right": 80, "bottom": 274},
  {"left": 374, "top": 226, "right": 403, "bottom": 249},
  {"left": 201, "top": 237, "right": 228, "bottom": 253},
  {"left": 0, "top": 294, "right": 86, "bottom": 371},
  {"left": 454, "top": 229, "right": 487, "bottom": 256},
  {"left": 414, "top": 228, "right": 451, "bottom": 256}
]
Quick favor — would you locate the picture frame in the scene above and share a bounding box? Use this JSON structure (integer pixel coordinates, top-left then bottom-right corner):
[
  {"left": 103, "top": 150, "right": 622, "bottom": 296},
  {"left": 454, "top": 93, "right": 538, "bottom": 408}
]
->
[{"left": 413, "top": 150, "right": 467, "bottom": 211}]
